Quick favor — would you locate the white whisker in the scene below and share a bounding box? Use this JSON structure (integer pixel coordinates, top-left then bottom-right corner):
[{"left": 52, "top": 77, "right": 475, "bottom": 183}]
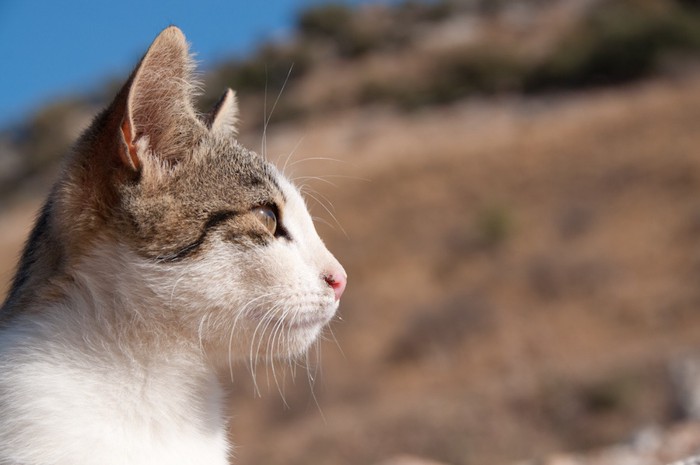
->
[
  {"left": 262, "top": 63, "right": 294, "bottom": 160},
  {"left": 303, "top": 190, "right": 348, "bottom": 238},
  {"left": 288, "top": 156, "right": 349, "bottom": 167},
  {"left": 280, "top": 136, "right": 306, "bottom": 177}
]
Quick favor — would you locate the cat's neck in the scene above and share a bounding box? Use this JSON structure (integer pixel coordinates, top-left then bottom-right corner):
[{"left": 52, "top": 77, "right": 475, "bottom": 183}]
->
[
  {"left": 6, "top": 233, "right": 185, "bottom": 347},
  {"left": 0, "top": 241, "right": 232, "bottom": 465}
]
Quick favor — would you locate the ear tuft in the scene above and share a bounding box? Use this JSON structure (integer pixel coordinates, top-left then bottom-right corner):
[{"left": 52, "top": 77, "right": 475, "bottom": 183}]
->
[
  {"left": 118, "top": 26, "right": 204, "bottom": 167},
  {"left": 206, "top": 88, "right": 239, "bottom": 135}
]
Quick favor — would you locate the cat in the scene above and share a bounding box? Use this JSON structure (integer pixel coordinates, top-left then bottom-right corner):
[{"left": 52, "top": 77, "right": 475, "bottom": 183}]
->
[{"left": 0, "top": 26, "right": 346, "bottom": 465}]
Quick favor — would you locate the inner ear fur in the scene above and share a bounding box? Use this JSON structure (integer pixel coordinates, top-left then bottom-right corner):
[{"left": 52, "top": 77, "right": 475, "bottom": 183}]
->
[
  {"left": 118, "top": 26, "right": 204, "bottom": 170},
  {"left": 205, "top": 88, "right": 239, "bottom": 135}
]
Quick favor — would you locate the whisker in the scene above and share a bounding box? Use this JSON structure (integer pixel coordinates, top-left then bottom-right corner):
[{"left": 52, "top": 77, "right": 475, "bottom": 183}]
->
[
  {"left": 168, "top": 263, "right": 194, "bottom": 307},
  {"left": 262, "top": 63, "right": 294, "bottom": 160},
  {"left": 304, "top": 187, "right": 338, "bottom": 214},
  {"left": 303, "top": 190, "right": 348, "bottom": 238},
  {"left": 296, "top": 176, "right": 338, "bottom": 189},
  {"left": 249, "top": 302, "right": 280, "bottom": 396},
  {"left": 268, "top": 307, "right": 292, "bottom": 407},
  {"left": 306, "top": 346, "right": 327, "bottom": 424},
  {"left": 228, "top": 292, "right": 272, "bottom": 385},
  {"left": 288, "top": 157, "right": 349, "bottom": 168},
  {"left": 326, "top": 323, "right": 346, "bottom": 360},
  {"left": 295, "top": 174, "right": 371, "bottom": 183},
  {"left": 262, "top": 64, "right": 268, "bottom": 160},
  {"left": 280, "top": 136, "right": 306, "bottom": 177},
  {"left": 311, "top": 216, "right": 336, "bottom": 230},
  {"left": 197, "top": 313, "right": 209, "bottom": 356}
]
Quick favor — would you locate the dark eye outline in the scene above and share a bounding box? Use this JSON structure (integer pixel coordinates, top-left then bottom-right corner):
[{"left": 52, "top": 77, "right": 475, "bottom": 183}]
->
[{"left": 252, "top": 204, "right": 291, "bottom": 240}]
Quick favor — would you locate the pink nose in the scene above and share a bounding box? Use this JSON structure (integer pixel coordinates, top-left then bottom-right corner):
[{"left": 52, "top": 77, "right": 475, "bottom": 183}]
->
[{"left": 323, "top": 272, "right": 347, "bottom": 301}]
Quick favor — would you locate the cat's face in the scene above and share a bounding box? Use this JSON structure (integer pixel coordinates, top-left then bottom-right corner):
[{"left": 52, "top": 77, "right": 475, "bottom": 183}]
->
[
  {"left": 62, "top": 27, "right": 345, "bottom": 364},
  {"left": 119, "top": 135, "right": 345, "bottom": 361}
]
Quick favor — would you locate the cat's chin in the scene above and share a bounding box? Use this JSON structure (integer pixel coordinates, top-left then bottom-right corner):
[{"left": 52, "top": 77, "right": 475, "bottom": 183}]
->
[
  {"left": 282, "top": 324, "right": 325, "bottom": 358},
  {"left": 207, "top": 310, "right": 334, "bottom": 363},
  {"left": 285, "top": 311, "right": 334, "bottom": 331},
  {"left": 274, "top": 316, "right": 328, "bottom": 356}
]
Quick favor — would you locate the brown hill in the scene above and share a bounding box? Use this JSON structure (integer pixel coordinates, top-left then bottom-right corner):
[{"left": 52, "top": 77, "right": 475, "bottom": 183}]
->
[
  {"left": 5, "top": 72, "right": 700, "bottom": 465},
  {"left": 219, "top": 73, "right": 700, "bottom": 465}
]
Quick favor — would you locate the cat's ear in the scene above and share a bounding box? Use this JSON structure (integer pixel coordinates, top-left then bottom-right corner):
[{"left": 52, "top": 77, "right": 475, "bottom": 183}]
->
[
  {"left": 205, "top": 88, "right": 239, "bottom": 135},
  {"left": 117, "top": 26, "right": 202, "bottom": 171}
]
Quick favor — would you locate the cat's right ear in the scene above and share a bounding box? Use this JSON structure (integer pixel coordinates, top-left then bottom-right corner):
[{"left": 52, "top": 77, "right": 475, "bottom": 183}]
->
[
  {"left": 114, "top": 26, "right": 202, "bottom": 172},
  {"left": 204, "top": 88, "right": 239, "bottom": 136}
]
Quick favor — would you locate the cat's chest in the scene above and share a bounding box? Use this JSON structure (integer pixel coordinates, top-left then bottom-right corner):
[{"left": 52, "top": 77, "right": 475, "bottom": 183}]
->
[{"left": 0, "top": 332, "right": 230, "bottom": 465}]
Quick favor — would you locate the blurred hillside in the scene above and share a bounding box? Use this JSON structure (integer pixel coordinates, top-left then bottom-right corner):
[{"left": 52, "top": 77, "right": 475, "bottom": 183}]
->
[{"left": 3, "top": 1, "right": 700, "bottom": 465}]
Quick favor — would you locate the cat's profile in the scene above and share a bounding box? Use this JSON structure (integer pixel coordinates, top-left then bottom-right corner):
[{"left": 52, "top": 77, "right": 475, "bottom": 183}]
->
[{"left": 0, "top": 27, "right": 346, "bottom": 465}]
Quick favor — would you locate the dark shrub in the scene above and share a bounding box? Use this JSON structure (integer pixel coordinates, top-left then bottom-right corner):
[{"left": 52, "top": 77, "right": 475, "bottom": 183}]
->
[{"left": 526, "top": 0, "right": 700, "bottom": 91}]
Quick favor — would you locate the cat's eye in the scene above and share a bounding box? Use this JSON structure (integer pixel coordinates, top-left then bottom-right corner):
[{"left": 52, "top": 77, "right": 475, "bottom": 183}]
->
[{"left": 253, "top": 206, "right": 277, "bottom": 235}]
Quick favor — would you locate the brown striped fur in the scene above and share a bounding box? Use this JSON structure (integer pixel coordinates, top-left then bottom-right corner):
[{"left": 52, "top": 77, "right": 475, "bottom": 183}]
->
[{"left": 2, "top": 28, "right": 286, "bottom": 322}]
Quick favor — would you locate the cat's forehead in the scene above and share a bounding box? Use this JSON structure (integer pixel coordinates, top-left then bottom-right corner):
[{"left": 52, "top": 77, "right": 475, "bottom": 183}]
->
[{"left": 165, "top": 137, "right": 284, "bottom": 209}]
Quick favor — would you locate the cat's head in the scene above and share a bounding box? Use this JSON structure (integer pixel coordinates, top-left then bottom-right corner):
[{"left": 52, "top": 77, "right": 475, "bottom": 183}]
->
[{"left": 56, "top": 27, "right": 345, "bottom": 362}]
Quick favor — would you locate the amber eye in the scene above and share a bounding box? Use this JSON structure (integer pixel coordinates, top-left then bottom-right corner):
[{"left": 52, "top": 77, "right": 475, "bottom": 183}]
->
[{"left": 253, "top": 206, "right": 277, "bottom": 235}]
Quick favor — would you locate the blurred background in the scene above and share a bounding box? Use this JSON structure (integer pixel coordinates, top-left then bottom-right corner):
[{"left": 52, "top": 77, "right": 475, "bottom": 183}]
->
[{"left": 3, "top": 0, "right": 700, "bottom": 464}]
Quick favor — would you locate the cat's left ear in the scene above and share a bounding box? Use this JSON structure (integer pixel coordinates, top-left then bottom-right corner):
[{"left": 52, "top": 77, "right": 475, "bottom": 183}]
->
[{"left": 204, "top": 88, "right": 239, "bottom": 135}]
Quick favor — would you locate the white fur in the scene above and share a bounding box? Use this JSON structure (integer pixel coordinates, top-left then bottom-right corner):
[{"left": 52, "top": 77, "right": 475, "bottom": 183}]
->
[
  {"left": 0, "top": 174, "right": 344, "bottom": 464},
  {"left": 0, "top": 327, "right": 228, "bottom": 465}
]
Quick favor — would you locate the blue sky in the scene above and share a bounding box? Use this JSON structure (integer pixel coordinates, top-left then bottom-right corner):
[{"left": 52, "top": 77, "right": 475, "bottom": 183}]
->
[{"left": 0, "top": 0, "right": 374, "bottom": 128}]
